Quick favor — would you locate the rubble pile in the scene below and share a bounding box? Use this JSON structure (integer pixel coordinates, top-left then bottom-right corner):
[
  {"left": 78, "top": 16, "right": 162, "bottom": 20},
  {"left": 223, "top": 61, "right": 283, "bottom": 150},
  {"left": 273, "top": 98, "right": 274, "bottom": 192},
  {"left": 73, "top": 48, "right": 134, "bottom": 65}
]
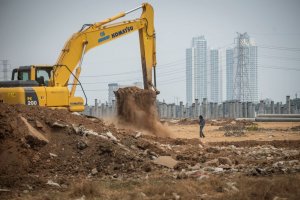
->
[
  {"left": 172, "top": 143, "right": 300, "bottom": 179},
  {"left": 0, "top": 103, "right": 299, "bottom": 199},
  {"left": 0, "top": 104, "right": 169, "bottom": 189},
  {"left": 218, "top": 120, "right": 257, "bottom": 137},
  {"left": 222, "top": 124, "right": 246, "bottom": 137}
]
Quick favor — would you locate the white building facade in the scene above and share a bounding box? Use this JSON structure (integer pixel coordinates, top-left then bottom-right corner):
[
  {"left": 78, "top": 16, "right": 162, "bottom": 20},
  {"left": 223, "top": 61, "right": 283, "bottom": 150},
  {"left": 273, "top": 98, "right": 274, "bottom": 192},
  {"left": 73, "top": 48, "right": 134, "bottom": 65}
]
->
[
  {"left": 226, "top": 48, "right": 234, "bottom": 101},
  {"left": 210, "top": 49, "right": 221, "bottom": 103},
  {"left": 186, "top": 36, "right": 207, "bottom": 106}
]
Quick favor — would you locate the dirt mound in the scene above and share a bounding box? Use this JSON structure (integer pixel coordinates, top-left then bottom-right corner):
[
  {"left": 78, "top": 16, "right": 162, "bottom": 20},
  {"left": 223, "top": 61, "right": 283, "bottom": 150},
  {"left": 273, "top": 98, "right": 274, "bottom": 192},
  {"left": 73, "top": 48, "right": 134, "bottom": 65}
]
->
[
  {"left": 115, "top": 87, "right": 170, "bottom": 137},
  {"left": 1, "top": 103, "right": 300, "bottom": 199},
  {"left": 0, "top": 103, "right": 183, "bottom": 196},
  {"left": 0, "top": 104, "right": 163, "bottom": 190}
]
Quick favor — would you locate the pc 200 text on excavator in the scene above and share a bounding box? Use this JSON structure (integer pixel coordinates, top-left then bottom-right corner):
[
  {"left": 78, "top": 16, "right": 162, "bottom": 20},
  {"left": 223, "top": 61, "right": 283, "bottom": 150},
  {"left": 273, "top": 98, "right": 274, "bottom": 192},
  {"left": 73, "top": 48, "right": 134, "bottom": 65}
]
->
[{"left": 0, "top": 3, "right": 157, "bottom": 112}]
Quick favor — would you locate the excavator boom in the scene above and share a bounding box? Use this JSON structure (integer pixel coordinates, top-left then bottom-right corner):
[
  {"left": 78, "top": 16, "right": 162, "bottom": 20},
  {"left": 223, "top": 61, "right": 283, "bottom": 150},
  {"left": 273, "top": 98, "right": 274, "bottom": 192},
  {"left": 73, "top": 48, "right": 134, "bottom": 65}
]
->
[{"left": 52, "top": 3, "right": 156, "bottom": 92}]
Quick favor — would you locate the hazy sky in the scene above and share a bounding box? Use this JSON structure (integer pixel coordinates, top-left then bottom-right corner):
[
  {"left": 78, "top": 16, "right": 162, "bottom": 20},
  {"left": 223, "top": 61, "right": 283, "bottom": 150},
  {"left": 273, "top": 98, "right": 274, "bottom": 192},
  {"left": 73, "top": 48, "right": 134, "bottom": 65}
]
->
[{"left": 0, "top": 0, "right": 299, "bottom": 105}]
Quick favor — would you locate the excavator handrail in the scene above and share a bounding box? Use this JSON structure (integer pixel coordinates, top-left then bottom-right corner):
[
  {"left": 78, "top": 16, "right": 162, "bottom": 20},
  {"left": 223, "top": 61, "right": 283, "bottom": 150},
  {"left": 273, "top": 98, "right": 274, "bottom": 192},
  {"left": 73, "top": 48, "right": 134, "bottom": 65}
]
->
[{"left": 53, "top": 64, "right": 88, "bottom": 105}]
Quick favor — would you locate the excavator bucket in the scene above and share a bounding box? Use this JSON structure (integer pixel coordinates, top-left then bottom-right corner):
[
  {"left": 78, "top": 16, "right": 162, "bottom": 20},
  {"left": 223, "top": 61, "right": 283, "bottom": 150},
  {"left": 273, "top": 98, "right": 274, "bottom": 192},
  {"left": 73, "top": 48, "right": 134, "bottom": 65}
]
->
[{"left": 114, "top": 87, "right": 157, "bottom": 131}]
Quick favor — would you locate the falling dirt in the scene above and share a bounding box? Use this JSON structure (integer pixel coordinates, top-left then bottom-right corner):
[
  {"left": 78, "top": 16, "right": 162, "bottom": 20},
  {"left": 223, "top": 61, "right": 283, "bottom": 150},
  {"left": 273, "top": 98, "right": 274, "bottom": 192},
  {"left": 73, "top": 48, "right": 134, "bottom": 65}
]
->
[{"left": 114, "top": 86, "right": 170, "bottom": 137}]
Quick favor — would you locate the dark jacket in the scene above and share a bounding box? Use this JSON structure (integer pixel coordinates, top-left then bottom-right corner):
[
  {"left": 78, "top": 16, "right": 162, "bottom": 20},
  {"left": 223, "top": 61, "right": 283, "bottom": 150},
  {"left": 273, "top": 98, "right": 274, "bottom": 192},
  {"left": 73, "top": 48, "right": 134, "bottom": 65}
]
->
[{"left": 199, "top": 118, "right": 205, "bottom": 127}]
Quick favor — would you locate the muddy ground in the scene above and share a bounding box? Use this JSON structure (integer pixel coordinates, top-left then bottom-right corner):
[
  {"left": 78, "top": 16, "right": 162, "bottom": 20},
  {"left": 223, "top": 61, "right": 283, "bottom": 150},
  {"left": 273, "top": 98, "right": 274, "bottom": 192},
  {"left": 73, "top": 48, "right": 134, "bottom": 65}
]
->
[{"left": 0, "top": 104, "right": 300, "bottom": 200}]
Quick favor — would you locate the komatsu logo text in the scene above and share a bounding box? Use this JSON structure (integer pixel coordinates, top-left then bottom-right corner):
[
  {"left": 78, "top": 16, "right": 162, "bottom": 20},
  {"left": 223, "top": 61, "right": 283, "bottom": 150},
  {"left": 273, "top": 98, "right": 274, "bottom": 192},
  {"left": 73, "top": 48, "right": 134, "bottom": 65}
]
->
[
  {"left": 111, "top": 26, "right": 134, "bottom": 38},
  {"left": 98, "top": 32, "right": 110, "bottom": 43}
]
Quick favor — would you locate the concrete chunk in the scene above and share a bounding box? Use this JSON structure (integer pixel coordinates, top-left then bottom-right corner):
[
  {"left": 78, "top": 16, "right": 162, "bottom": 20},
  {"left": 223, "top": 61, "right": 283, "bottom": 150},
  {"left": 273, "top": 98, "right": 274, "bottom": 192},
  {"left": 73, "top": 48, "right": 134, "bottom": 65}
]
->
[
  {"left": 20, "top": 116, "right": 49, "bottom": 147},
  {"left": 35, "top": 120, "right": 44, "bottom": 129},
  {"left": 153, "top": 156, "right": 178, "bottom": 168},
  {"left": 46, "top": 180, "right": 60, "bottom": 187},
  {"left": 52, "top": 121, "right": 67, "bottom": 128}
]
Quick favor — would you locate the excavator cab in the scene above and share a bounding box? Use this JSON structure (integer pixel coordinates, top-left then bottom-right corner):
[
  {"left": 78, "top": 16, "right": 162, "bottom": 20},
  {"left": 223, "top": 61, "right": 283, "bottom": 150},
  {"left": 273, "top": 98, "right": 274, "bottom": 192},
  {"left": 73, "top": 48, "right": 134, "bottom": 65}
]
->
[
  {"left": 0, "top": 65, "right": 84, "bottom": 111},
  {"left": 9, "top": 66, "right": 53, "bottom": 86}
]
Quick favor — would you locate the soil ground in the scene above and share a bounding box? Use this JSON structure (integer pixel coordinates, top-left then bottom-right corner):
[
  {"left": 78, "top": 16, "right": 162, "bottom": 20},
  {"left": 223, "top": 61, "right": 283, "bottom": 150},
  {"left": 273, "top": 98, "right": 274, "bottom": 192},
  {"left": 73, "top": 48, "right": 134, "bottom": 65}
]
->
[
  {"left": 1, "top": 104, "right": 300, "bottom": 200},
  {"left": 167, "top": 121, "right": 300, "bottom": 142}
]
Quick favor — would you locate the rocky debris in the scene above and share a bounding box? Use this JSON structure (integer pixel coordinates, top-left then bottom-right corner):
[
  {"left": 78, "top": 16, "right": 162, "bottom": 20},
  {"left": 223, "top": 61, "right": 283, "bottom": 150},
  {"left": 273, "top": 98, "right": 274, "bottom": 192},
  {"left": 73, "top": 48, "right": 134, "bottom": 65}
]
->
[
  {"left": 153, "top": 156, "right": 178, "bottom": 168},
  {"left": 52, "top": 121, "right": 68, "bottom": 128},
  {"left": 218, "top": 157, "right": 232, "bottom": 166},
  {"left": 222, "top": 124, "right": 246, "bottom": 137},
  {"left": 291, "top": 126, "right": 300, "bottom": 131},
  {"left": 20, "top": 116, "right": 49, "bottom": 147},
  {"left": 135, "top": 131, "right": 142, "bottom": 138},
  {"left": 0, "top": 103, "right": 300, "bottom": 199},
  {"left": 225, "top": 182, "right": 239, "bottom": 192},
  {"left": 173, "top": 142, "right": 300, "bottom": 178},
  {"left": 46, "top": 180, "right": 60, "bottom": 187},
  {"left": 35, "top": 120, "right": 44, "bottom": 129},
  {"left": 198, "top": 174, "right": 209, "bottom": 180},
  {"left": 206, "top": 147, "right": 220, "bottom": 153},
  {"left": 205, "top": 159, "right": 219, "bottom": 167},
  {"left": 106, "top": 131, "right": 118, "bottom": 141},
  {"left": 49, "top": 153, "right": 58, "bottom": 158},
  {"left": 172, "top": 192, "right": 180, "bottom": 200},
  {"left": 72, "top": 124, "right": 117, "bottom": 143},
  {"left": 0, "top": 189, "right": 10, "bottom": 192},
  {"left": 77, "top": 140, "right": 88, "bottom": 150},
  {"left": 91, "top": 168, "right": 98, "bottom": 175},
  {"left": 218, "top": 120, "right": 257, "bottom": 136},
  {"left": 273, "top": 196, "right": 288, "bottom": 200},
  {"left": 72, "top": 112, "right": 81, "bottom": 116}
]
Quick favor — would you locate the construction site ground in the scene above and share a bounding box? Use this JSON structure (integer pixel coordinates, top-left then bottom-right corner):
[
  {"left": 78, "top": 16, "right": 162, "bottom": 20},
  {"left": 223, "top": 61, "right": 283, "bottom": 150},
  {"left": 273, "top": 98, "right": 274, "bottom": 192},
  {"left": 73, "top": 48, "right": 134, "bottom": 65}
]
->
[{"left": 1, "top": 104, "right": 300, "bottom": 200}]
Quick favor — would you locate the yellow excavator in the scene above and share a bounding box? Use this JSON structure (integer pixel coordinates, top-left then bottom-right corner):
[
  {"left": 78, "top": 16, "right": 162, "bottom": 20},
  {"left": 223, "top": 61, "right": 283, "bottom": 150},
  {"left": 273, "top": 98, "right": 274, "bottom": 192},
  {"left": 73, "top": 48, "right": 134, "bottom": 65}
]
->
[{"left": 0, "top": 3, "right": 157, "bottom": 112}]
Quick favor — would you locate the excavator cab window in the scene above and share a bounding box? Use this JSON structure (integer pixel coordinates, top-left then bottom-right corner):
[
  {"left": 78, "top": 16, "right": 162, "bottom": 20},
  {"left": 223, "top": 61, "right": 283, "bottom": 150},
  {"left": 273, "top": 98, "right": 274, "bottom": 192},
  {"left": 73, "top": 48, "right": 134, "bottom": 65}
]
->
[
  {"left": 36, "top": 67, "right": 53, "bottom": 86},
  {"left": 11, "top": 69, "right": 18, "bottom": 80},
  {"left": 12, "top": 70, "right": 30, "bottom": 81}
]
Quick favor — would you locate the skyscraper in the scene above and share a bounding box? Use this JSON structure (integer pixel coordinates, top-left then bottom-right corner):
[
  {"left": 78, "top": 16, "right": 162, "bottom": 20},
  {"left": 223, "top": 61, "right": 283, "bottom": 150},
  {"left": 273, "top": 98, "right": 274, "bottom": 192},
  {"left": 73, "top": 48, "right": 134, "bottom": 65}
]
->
[
  {"left": 226, "top": 33, "right": 258, "bottom": 102},
  {"left": 210, "top": 49, "right": 220, "bottom": 103},
  {"left": 186, "top": 36, "right": 207, "bottom": 105},
  {"left": 249, "top": 44, "right": 258, "bottom": 102},
  {"left": 226, "top": 48, "right": 234, "bottom": 101}
]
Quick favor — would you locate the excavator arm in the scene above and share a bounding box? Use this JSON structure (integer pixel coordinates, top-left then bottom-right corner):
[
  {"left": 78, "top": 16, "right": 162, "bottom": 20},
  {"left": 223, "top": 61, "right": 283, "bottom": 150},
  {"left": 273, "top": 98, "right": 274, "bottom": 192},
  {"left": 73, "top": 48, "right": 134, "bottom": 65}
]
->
[{"left": 50, "top": 3, "right": 157, "bottom": 96}]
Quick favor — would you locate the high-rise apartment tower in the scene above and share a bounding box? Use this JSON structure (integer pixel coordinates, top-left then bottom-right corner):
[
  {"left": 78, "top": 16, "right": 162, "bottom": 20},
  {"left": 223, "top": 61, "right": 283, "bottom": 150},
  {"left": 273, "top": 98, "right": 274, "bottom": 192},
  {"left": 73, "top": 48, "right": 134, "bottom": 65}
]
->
[{"left": 186, "top": 36, "right": 207, "bottom": 105}]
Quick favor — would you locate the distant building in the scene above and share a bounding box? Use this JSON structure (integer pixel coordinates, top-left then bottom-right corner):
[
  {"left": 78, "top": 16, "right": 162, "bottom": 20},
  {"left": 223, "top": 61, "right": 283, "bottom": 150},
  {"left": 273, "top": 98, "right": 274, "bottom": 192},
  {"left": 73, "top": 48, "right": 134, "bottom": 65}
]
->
[
  {"left": 210, "top": 49, "right": 221, "bottom": 103},
  {"left": 108, "top": 82, "right": 143, "bottom": 105},
  {"left": 226, "top": 48, "right": 234, "bottom": 101},
  {"left": 249, "top": 43, "right": 258, "bottom": 102},
  {"left": 108, "top": 83, "right": 118, "bottom": 105},
  {"left": 186, "top": 36, "right": 207, "bottom": 106}
]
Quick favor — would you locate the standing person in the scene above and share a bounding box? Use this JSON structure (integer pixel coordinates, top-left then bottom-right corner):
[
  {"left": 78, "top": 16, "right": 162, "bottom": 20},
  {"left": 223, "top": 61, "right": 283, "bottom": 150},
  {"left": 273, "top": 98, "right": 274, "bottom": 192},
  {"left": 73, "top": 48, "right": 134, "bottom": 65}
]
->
[{"left": 199, "top": 115, "right": 205, "bottom": 138}]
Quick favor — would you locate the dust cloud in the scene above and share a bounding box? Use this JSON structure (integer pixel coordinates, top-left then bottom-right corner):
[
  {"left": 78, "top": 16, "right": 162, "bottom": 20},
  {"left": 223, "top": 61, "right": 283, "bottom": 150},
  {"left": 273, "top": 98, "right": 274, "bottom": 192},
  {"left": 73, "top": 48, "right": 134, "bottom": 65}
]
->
[{"left": 114, "top": 87, "right": 170, "bottom": 137}]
